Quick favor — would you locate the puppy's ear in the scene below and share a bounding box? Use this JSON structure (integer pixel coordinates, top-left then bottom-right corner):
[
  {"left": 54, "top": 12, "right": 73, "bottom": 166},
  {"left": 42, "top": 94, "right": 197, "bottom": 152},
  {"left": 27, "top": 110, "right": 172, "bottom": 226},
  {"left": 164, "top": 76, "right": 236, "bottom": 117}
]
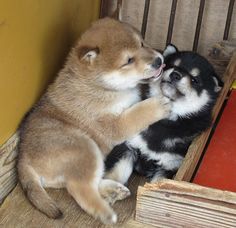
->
[
  {"left": 163, "top": 44, "right": 178, "bottom": 58},
  {"left": 77, "top": 46, "right": 100, "bottom": 63},
  {"left": 213, "top": 75, "right": 224, "bottom": 93}
]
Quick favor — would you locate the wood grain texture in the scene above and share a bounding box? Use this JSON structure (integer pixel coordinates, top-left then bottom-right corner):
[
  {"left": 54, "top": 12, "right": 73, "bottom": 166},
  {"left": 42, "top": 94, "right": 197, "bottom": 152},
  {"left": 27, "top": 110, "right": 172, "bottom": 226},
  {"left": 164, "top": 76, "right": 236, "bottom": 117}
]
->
[
  {"left": 0, "top": 132, "right": 19, "bottom": 204},
  {"left": 0, "top": 175, "right": 154, "bottom": 228},
  {"left": 174, "top": 53, "right": 236, "bottom": 182},
  {"left": 136, "top": 179, "right": 236, "bottom": 228}
]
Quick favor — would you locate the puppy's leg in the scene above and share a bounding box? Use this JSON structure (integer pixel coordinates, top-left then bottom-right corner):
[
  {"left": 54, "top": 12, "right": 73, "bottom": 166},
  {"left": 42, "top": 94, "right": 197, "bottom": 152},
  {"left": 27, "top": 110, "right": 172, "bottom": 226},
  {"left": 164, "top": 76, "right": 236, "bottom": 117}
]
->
[
  {"left": 65, "top": 135, "right": 117, "bottom": 224},
  {"left": 67, "top": 181, "right": 117, "bottom": 224},
  {"left": 101, "top": 97, "right": 171, "bottom": 143},
  {"left": 99, "top": 179, "right": 130, "bottom": 205},
  {"left": 105, "top": 143, "right": 136, "bottom": 185}
]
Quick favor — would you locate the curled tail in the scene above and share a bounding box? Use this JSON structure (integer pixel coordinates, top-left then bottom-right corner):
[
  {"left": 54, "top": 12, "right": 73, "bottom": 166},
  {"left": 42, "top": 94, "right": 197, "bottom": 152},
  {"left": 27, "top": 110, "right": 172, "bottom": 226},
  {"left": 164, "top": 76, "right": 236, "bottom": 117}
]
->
[{"left": 17, "top": 163, "right": 62, "bottom": 219}]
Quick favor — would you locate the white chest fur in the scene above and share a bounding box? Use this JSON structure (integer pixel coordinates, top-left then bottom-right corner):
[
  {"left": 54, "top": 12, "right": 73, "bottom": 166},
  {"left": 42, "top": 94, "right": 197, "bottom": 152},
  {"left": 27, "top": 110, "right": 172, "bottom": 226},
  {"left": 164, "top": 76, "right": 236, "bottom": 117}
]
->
[{"left": 110, "top": 88, "right": 140, "bottom": 115}]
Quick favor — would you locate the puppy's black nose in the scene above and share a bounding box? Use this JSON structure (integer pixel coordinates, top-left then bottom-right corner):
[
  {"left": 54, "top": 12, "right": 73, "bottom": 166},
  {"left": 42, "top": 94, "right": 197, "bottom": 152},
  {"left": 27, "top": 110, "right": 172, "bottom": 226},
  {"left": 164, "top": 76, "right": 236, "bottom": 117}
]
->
[
  {"left": 170, "top": 72, "right": 181, "bottom": 82},
  {"left": 152, "top": 57, "right": 163, "bottom": 69}
]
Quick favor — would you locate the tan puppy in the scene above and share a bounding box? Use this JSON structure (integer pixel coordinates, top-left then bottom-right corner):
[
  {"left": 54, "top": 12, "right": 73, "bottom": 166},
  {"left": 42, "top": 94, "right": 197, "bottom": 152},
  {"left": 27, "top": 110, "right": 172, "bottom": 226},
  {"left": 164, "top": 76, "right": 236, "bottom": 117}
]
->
[{"left": 17, "top": 18, "right": 168, "bottom": 224}]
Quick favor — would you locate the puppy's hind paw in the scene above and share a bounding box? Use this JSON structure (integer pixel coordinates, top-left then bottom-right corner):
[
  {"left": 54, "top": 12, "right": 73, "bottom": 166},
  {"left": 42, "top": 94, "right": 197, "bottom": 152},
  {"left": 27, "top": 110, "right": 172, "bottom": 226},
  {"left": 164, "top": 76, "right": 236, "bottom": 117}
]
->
[
  {"left": 99, "top": 179, "right": 131, "bottom": 205},
  {"left": 100, "top": 210, "right": 117, "bottom": 225}
]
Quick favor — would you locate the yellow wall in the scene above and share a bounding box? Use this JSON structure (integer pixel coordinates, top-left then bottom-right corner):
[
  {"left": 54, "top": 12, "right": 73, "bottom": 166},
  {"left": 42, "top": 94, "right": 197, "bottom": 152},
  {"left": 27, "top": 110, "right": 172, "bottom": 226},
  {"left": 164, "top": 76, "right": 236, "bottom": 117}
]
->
[{"left": 0, "top": 0, "right": 100, "bottom": 145}]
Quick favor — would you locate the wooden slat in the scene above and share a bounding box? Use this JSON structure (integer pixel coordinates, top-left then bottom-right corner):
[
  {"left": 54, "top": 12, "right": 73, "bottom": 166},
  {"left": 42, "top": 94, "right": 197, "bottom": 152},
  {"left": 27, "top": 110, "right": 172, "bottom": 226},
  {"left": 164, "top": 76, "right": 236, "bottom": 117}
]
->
[
  {"left": 175, "top": 53, "right": 236, "bottom": 182},
  {"left": 223, "top": 0, "right": 235, "bottom": 40},
  {"left": 0, "top": 132, "right": 18, "bottom": 204},
  {"left": 192, "top": 0, "right": 205, "bottom": 51},
  {"left": 166, "top": 0, "right": 178, "bottom": 45},
  {"left": 136, "top": 179, "right": 236, "bottom": 227},
  {"left": 141, "top": 0, "right": 151, "bottom": 38},
  {"left": 116, "top": 0, "right": 123, "bottom": 20}
]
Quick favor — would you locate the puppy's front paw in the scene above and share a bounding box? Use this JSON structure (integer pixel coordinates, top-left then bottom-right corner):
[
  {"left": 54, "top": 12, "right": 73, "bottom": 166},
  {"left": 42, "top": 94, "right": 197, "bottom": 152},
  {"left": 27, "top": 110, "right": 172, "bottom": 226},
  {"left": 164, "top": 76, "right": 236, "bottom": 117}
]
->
[{"left": 155, "top": 97, "right": 172, "bottom": 120}]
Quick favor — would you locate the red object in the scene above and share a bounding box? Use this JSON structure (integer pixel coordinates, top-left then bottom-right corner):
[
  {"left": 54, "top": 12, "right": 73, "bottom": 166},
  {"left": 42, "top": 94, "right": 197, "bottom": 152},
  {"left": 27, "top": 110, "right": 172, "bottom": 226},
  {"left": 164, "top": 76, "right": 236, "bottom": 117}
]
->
[{"left": 193, "top": 90, "right": 236, "bottom": 192}]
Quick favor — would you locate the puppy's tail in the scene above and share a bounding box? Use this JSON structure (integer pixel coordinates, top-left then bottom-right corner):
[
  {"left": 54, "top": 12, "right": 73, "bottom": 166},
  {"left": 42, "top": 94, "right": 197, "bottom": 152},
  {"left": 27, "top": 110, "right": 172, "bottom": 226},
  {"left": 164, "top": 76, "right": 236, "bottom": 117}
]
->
[{"left": 17, "top": 163, "right": 62, "bottom": 219}]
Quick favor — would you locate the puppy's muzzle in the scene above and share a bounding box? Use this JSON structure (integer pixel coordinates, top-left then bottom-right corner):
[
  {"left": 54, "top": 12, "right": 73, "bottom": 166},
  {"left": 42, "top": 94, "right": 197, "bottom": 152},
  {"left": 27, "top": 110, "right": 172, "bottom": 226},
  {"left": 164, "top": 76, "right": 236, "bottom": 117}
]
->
[{"left": 169, "top": 71, "right": 182, "bottom": 83}]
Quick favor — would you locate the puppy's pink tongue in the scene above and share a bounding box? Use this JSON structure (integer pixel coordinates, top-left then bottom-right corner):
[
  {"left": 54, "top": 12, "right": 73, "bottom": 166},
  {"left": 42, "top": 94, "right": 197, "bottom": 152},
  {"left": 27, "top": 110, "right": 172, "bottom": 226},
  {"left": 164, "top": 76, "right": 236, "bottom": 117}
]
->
[
  {"left": 158, "top": 64, "right": 165, "bottom": 71},
  {"left": 155, "top": 64, "right": 166, "bottom": 77}
]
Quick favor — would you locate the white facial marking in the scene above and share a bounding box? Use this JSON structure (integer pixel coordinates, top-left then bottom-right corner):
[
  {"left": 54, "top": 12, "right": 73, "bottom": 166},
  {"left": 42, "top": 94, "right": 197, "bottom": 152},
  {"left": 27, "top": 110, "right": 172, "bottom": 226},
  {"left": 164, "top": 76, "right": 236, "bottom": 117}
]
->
[
  {"left": 172, "top": 89, "right": 210, "bottom": 117},
  {"left": 101, "top": 71, "right": 141, "bottom": 90},
  {"left": 177, "top": 77, "right": 190, "bottom": 94},
  {"left": 174, "top": 59, "right": 181, "bottom": 66},
  {"left": 190, "top": 68, "right": 200, "bottom": 77}
]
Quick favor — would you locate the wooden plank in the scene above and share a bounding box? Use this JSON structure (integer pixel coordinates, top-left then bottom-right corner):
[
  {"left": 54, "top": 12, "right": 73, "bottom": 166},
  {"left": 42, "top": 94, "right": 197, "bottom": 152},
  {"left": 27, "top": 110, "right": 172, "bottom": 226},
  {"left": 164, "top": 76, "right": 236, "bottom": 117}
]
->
[
  {"left": 0, "top": 132, "right": 18, "bottom": 204},
  {"left": 175, "top": 53, "right": 236, "bottom": 182},
  {"left": 136, "top": 179, "right": 236, "bottom": 228}
]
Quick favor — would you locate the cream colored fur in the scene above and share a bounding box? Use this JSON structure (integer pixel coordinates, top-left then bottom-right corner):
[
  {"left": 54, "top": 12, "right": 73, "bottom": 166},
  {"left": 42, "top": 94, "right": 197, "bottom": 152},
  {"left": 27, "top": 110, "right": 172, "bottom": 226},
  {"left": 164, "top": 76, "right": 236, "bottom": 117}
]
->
[{"left": 17, "top": 18, "right": 169, "bottom": 224}]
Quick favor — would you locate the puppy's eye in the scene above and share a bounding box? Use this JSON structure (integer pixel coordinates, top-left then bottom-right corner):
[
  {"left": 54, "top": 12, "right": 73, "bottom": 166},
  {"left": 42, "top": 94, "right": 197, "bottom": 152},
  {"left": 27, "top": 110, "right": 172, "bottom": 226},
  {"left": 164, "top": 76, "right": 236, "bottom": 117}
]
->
[
  {"left": 141, "top": 42, "right": 144, "bottom": 47},
  {"left": 121, "top": 57, "right": 135, "bottom": 68},
  {"left": 191, "top": 77, "right": 200, "bottom": 84},
  {"left": 127, "top": 57, "right": 135, "bottom": 65}
]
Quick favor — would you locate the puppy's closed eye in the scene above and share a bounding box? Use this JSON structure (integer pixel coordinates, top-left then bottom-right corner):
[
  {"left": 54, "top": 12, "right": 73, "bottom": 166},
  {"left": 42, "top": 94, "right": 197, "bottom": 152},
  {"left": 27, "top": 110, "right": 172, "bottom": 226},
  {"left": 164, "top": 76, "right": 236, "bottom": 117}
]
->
[{"left": 121, "top": 57, "right": 135, "bottom": 68}]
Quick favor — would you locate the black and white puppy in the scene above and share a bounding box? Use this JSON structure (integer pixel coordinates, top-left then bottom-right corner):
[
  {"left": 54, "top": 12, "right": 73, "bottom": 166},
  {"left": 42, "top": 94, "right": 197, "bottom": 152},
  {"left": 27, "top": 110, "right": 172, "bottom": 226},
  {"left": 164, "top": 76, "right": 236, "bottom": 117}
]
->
[{"left": 105, "top": 44, "right": 223, "bottom": 184}]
